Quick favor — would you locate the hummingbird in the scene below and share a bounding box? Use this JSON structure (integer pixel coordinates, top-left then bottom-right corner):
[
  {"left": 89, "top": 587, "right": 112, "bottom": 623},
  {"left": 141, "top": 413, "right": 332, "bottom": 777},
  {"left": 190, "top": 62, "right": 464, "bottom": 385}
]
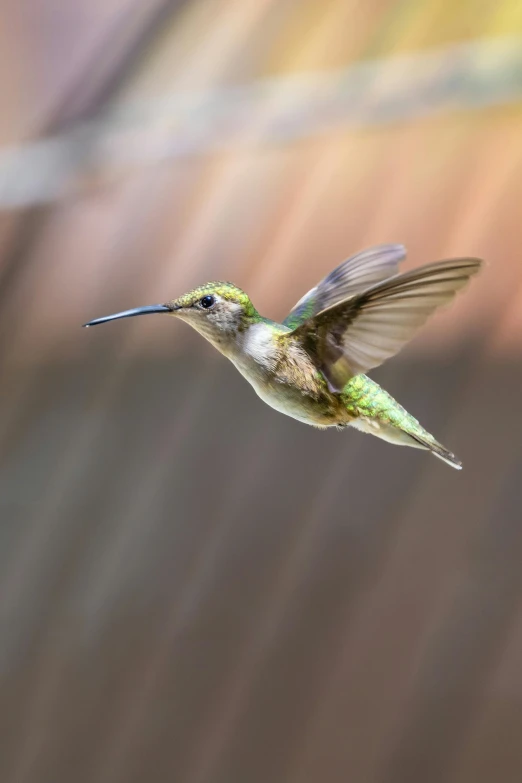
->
[{"left": 84, "top": 244, "right": 482, "bottom": 469}]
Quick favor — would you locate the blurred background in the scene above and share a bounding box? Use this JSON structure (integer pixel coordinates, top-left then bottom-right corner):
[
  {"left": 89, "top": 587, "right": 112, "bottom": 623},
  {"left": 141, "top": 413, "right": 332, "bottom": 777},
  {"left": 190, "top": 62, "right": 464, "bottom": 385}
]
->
[{"left": 1, "top": 1, "right": 522, "bottom": 781}]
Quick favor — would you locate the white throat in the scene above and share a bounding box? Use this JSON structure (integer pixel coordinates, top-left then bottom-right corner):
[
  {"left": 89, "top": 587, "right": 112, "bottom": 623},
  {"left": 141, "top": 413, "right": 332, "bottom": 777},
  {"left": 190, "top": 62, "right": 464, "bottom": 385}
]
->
[{"left": 241, "top": 322, "right": 278, "bottom": 367}]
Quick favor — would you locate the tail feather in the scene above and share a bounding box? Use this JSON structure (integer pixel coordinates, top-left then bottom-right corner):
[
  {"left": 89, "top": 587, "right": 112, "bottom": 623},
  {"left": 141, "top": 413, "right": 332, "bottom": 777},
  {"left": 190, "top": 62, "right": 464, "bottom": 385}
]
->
[
  {"left": 408, "top": 432, "right": 462, "bottom": 470},
  {"left": 343, "top": 375, "right": 462, "bottom": 469}
]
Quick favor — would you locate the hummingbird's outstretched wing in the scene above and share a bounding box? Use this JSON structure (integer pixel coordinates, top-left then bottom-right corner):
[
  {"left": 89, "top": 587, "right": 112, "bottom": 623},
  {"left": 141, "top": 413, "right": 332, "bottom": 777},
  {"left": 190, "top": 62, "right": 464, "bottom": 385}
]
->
[
  {"left": 288, "top": 258, "right": 482, "bottom": 392},
  {"left": 282, "top": 244, "right": 406, "bottom": 329}
]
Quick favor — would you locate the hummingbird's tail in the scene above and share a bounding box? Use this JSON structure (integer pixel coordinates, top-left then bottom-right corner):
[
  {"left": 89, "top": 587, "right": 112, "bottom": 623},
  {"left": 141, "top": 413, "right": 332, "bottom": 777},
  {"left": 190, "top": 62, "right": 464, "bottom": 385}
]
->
[
  {"left": 342, "top": 375, "right": 462, "bottom": 469},
  {"left": 401, "top": 430, "right": 462, "bottom": 469}
]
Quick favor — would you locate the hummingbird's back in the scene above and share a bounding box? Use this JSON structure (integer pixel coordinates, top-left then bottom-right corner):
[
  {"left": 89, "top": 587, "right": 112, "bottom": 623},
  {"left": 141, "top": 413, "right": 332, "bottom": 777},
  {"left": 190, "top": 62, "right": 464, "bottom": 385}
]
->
[{"left": 342, "top": 374, "right": 461, "bottom": 468}]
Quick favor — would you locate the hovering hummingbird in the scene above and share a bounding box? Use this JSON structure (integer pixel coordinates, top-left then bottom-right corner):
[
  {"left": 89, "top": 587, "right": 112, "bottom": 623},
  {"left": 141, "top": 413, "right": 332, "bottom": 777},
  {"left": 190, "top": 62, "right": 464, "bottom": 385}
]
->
[{"left": 84, "top": 245, "right": 481, "bottom": 468}]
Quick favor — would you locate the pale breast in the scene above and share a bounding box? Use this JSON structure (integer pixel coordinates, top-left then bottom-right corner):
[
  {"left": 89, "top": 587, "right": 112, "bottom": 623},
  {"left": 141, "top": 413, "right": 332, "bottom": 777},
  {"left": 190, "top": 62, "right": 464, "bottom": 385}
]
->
[{"left": 231, "top": 324, "right": 343, "bottom": 426}]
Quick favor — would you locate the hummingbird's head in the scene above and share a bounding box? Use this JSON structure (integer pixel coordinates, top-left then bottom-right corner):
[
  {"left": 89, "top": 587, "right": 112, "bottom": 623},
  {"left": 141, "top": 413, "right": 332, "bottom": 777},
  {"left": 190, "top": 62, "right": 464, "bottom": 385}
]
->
[
  {"left": 83, "top": 282, "right": 260, "bottom": 350},
  {"left": 166, "top": 282, "right": 260, "bottom": 346}
]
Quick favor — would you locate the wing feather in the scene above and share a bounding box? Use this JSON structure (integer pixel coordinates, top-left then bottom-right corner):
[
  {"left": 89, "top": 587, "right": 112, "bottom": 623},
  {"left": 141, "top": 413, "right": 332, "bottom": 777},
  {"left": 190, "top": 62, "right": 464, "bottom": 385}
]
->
[
  {"left": 289, "top": 257, "right": 482, "bottom": 392},
  {"left": 283, "top": 244, "right": 405, "bottom": 329}
]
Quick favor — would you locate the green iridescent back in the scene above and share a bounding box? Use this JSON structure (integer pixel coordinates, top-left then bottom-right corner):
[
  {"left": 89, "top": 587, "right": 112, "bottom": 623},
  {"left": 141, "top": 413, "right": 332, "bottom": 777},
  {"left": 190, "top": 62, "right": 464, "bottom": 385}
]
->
[{"left": 283, "top": 297, "right": 317, "bottom": 330}]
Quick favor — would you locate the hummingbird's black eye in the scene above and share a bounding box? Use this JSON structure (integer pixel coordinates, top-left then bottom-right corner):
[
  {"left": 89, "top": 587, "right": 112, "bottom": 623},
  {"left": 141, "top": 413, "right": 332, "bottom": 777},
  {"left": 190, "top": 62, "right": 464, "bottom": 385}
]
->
[{"left": 199, "top": 295, "right": 215, "bottom": 309}]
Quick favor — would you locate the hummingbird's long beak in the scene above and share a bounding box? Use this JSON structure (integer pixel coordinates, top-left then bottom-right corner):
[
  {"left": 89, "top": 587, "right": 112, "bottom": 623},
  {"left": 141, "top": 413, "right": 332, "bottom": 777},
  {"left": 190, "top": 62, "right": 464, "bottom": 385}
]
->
[{"left": 82, "top": 304, "right": 172, "bottom": 327}]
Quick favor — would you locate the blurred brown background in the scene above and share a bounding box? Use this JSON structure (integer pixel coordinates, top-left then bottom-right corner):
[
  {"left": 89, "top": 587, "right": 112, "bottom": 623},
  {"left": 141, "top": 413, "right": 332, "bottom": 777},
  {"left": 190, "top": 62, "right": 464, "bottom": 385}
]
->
[{"left": 1, "top": 1, "right": 522, "bottom": 781}]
